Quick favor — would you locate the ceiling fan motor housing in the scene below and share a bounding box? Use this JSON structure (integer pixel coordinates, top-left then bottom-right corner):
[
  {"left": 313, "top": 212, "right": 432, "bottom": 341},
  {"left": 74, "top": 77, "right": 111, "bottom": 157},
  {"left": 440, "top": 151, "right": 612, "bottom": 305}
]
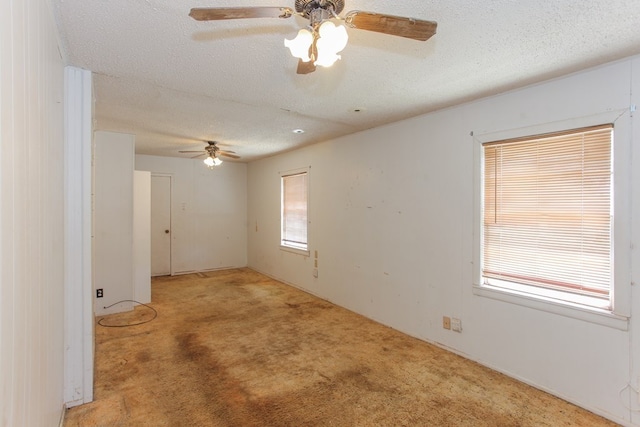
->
[
  {"left": 205, "top": 141, "right": 219, "bottom": 156},
  {"left": 295, "top": 0, "right": 345, "bottom": 18}
]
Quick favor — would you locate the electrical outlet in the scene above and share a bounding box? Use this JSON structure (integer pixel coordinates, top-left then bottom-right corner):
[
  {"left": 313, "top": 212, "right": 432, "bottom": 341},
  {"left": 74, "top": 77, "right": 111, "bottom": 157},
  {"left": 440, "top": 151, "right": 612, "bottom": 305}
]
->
[
  {"left": 313, "top": 268, "right": 318, "bottom": 278},
  {"left": 96, "top": 288, "right": 103, "bottom": 298},
  {"left": 451, "top": 317, "right": 462, "bottom": 332},
  {"left": 442, "top": 316, "right": 451, "bottom": 330}
]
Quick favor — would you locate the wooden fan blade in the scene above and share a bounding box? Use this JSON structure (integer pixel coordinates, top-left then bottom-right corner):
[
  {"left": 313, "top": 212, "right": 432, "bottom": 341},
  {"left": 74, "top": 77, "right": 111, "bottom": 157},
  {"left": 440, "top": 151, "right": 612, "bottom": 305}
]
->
[
  {"left": 220, "top": 153, "right": 241, "bottom": 159},
  {"left": 179, "top": 150, "right": 206, "bottom": 153},
  {"left": 219, "top": 149, "right": 236, "bottom": 154},
  {"left": 345, "top": 11, "right": 437, "bottom": 41},
  {"left": 190, "top": 153, "right": 206, "bottom": 159},
  {"left": 189, "top": 7, "right": 294, "bottom": 21},
  {"left": 297, "top": 59, "right": 316, "bottom": 75}
]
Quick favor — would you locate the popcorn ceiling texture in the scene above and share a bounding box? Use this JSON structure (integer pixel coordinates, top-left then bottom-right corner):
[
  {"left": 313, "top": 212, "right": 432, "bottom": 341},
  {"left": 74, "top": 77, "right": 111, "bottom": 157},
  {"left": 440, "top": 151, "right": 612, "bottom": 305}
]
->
[
  {"left": 52, "top": 0, "right": 640, "bottom": 161},
  {"left": 64, "top": 269, "right": 616, "bottom": 426}
]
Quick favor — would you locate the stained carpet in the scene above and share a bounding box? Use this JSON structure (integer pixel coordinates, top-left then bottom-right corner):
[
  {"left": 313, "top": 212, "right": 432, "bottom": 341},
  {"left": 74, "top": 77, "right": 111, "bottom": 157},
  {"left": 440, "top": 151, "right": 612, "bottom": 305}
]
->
[{"left": 64, "top": 268, "right": 617, "bottom": 426}]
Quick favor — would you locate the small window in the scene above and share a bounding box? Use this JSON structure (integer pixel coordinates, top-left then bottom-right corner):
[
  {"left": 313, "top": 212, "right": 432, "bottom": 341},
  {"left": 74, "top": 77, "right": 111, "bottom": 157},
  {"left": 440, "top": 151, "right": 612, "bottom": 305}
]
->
[
  {"left": 281, "top": 170, "right": 308, "bottom": 252},
  {"left": 481, "top": 124, "right": 613, "bottom": 309}
]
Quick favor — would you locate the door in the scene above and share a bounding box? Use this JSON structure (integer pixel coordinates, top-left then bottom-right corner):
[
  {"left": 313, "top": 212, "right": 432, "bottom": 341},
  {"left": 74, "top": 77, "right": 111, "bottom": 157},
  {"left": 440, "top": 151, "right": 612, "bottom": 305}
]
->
[{"left": 151, "top": 175, "right": 172, "bottom": 276}]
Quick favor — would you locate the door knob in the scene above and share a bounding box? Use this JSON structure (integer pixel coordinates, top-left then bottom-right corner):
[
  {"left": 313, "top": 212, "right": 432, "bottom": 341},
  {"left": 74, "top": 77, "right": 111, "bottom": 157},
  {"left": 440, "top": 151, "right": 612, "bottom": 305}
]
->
[{"left": 165, "top": 229, "right": 170, "bottom": 234}]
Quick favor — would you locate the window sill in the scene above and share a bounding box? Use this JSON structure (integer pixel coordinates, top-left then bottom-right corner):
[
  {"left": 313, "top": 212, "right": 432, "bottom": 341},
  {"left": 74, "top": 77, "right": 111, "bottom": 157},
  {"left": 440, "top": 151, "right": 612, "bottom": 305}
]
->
[
  {"left": 473, "top": 283, "right": 628, "bottom": 331},
  {"left": 280, "top": 244, "right": 310, "bottom": 257}
]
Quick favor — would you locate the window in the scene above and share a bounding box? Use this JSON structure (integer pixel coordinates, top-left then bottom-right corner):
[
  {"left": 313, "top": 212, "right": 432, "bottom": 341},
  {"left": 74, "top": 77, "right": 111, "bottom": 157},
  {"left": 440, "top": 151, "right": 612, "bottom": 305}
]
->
[
  {"left": 481, "top": 124, "right": 613, "bottom": 310},
  {"left": 281, "top": 170, "right": 308, "bottom": 253}
]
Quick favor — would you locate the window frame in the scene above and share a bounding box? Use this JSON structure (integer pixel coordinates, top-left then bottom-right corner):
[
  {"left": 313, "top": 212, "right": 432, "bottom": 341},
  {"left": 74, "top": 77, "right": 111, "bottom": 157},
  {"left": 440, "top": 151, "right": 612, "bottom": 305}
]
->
[
  {"left": 280, "top": 167, "right": 310, "bottom": 256},
  {"left": 472, "top": 110, "right": 631, "bottom": 330}
]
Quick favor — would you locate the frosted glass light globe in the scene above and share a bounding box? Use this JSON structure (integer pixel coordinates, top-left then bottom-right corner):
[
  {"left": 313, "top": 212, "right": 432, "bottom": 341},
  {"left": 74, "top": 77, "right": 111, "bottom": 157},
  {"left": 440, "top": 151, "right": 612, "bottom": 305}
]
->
[{"left": 284, "top": 29, "right": 314, "bottom": 62}]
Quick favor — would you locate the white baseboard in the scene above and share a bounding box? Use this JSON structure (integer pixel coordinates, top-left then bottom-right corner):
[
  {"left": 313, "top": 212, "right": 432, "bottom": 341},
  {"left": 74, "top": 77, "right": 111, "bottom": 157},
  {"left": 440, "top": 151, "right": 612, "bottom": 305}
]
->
[{"left": 58, "top": 403, "right": 67, "bottom": 427}]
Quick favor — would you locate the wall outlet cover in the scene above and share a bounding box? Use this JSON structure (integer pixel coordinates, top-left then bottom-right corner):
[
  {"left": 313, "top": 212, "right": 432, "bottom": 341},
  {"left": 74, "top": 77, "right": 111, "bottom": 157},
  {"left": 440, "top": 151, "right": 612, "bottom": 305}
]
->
[
  {"left": 443, "top": 316, "right": 451, "bottom": 330},
  {"left": 451, "top": 317, "right": 462, "bottom": 332}
]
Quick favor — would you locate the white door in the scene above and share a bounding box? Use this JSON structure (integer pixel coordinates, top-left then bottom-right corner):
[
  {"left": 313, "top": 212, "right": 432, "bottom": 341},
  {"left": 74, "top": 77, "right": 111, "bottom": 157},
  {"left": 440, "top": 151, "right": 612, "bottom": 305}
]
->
[{"left": 151, "top": 175, "right": 172, "bottom": 276}]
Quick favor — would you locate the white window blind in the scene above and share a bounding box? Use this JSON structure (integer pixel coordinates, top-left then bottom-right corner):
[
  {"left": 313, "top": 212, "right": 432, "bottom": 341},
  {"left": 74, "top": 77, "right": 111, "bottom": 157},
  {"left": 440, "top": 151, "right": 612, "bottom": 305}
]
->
[
  {"left": 482, "top": 124, "right": 613, "bottom": 303},
  {"left": 282, "top": 172, "right": 308, "bottom": 250}
]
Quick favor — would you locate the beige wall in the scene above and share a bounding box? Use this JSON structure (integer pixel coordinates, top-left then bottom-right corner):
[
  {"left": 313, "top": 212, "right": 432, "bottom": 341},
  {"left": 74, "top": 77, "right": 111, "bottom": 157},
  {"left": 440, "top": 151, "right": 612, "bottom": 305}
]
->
[
  {"left": 1, "top": 0, "right": 67, "bottom": 424},
  {"left": 94, "top": 131, "right": 136, "bottom": 316}
]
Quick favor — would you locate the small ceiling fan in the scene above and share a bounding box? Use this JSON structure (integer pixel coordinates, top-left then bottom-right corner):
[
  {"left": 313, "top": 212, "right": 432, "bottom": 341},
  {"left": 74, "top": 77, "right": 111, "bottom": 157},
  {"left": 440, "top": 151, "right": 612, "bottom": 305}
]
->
[
  {"left": 189, "top": 0, "right": 437, "bottom": 74},
  {"left": 179, "top": 141, "right": 240, "bottom": 167}
]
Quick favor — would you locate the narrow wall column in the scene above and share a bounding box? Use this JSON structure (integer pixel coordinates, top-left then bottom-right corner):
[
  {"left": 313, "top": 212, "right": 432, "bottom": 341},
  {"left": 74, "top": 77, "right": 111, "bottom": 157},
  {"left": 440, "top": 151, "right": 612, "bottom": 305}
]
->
[
  {"left": 94, "top": 131, "right": 135, "bottom": 316},
  {"left": 63, "top": 66, "right": 94, "bottom": 406}
]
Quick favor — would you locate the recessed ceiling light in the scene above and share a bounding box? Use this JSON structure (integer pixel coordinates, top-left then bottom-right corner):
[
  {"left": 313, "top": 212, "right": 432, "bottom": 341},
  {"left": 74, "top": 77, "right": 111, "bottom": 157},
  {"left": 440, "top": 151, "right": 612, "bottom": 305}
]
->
[{"left": 292, "top": 129, "right": 305, "bottom": 134}]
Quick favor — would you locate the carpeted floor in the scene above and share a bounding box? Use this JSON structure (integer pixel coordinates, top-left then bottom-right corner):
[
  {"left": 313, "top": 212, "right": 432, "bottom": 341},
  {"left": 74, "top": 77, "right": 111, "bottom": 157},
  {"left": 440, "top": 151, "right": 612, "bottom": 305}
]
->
[{"left": 64, "top": 268, "right": 617, "bottom": 426}]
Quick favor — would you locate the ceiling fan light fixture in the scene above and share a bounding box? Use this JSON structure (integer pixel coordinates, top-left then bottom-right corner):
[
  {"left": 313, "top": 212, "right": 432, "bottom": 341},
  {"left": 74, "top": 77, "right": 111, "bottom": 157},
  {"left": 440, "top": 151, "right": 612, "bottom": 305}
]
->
[
  {"left": 285, "top": 20, "right": 348, "bottom": 68},
  {"left": 319, "top": 20, "right": 348, "bottom": 51},
  {"left": 285, "top": 29, "right": 314, "bottom": 62},
  {"left": 204, "top": 155, "right": 223, "bottom": 168},
  {"left": 314, "top": 21, "right": 348, "bottom": 67}
]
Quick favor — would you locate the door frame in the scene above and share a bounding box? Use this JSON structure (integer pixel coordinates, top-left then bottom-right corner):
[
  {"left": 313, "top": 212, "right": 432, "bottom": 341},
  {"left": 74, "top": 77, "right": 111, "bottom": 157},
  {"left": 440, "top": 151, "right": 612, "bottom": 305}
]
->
[{"left": 151, "top": 173, "right": 174, "bottom": 276}]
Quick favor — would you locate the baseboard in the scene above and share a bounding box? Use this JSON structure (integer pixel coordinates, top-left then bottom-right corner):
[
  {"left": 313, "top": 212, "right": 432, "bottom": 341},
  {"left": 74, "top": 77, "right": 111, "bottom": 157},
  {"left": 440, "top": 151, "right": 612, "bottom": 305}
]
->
[
  {"left": 58, "top": 403, "right": 67, "bottom": 427},
  {"left": 169, "top": 265, "right": 245, "bottom": 277}
]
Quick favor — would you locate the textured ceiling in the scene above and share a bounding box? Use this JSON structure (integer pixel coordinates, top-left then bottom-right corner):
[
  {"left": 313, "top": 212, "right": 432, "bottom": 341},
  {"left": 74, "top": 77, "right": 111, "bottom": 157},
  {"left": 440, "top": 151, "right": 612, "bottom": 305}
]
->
[{"left": 52, "top": 0, "right": 640, "bottom": 162}]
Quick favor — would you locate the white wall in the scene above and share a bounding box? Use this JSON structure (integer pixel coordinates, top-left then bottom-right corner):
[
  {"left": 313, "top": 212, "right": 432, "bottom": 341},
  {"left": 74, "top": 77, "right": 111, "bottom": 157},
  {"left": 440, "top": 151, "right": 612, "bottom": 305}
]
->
[
  {"left": 247, "top": 56, "right": 640, "bottom": 425},
  {"left": 94, "top": 131, "right": 135, "bottom": 316},
  {"left": 135, "top": 155, "right": 247, "bottom": 273},
  {"left": 0, "top": 0, "right": 67, "bottom": 424}
]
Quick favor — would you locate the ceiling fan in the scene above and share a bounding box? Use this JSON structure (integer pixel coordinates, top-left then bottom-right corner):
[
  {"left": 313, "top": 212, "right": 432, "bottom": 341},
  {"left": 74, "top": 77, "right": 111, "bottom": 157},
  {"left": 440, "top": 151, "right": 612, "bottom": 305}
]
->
[
  {"left": 189, "top": 0, "right": 437, "bottom": 74},
  {"left": 179, "top": 141, "right": 240, "bottom": 167}
]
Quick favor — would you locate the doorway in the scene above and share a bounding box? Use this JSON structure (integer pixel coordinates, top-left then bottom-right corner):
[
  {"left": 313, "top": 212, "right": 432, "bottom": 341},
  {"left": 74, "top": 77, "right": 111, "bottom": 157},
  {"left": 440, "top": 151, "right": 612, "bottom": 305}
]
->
[{"left": 151, "top": 174, "right": 172, "bottom": 276}]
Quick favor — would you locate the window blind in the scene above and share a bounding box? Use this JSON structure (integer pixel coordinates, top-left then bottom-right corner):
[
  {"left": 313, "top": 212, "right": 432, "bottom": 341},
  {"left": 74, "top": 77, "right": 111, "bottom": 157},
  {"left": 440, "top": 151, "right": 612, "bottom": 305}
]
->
[
  {"left": 482, "top": 124, "right": 612, "bottom": 300},
  {"left": 282, "top": 172, "right": 308, "bottom": 248}
]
